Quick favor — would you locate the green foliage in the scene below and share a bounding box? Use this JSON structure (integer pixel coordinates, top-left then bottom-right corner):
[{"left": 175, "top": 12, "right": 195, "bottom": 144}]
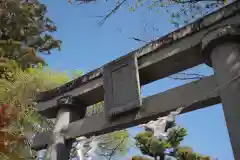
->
[
  {"left": 134, "top": 119, "right": 212, "bottom": 160},
  {"left": 135, "top": 131, "right": 171, "bottom": 157},
  {"left": 86, "top": 101, "right": 104, "bottom": 116},
  {"left": 99, "top": 129, "right": 131, "bottom": 157},
  {"left": 167, "top": 127, "right": 187, "bottom": 148},
  {"left": 71, "top": 69, "right": 84, "bottom": 79},
  {"left": 0, "top": 60, "right": 71, "bottom": 159},
  {"left": 1, "top": 62, "right": 70, "bottom": 104},
  {"left": 0, "top": 0, "right": 61, "bottom": 68},
  {"left": 0, "top": 1, "right": 63, "bottom": 159},
  {"left": 72, "top": 0, "right": 228, "bottom": 28},
  {"left": 177, "top": 146, "right": 211, "bottom": 160},
  {"left": 135, "top": 119, "right": 187, "bottom": 158}
]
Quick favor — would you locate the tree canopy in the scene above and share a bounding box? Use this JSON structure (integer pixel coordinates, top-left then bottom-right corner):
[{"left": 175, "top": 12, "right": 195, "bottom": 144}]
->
[
  {"left": 0, "top": 0, "right": 61, "bottom": 69},
  {"left": 0, "top": 0, "right": 63, "bottom": 159},
  {"left": 134, "top": 119, "right": 211, "bottom": 160}
]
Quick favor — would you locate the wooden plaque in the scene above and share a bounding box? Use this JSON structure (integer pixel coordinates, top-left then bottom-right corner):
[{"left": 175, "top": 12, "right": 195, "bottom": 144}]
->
[{"left": 103, "top": 53, "right": 142, "bottom": 118}]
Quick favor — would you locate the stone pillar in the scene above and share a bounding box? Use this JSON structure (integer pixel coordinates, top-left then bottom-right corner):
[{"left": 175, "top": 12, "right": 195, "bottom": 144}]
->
[
  {"left": 48, "top": 107, "right": 73, "bottom": 160},
  {"left": 210, "top": 42, "right": 240, "bottom": 160},
  {"left": 45, "top": 96, "right": 86, "bottom": 160}
]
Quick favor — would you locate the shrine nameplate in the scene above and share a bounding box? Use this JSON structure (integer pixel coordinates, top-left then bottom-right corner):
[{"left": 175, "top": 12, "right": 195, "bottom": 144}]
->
[{"left": 103, "top": 53, "right": 142, "bottom": 118}]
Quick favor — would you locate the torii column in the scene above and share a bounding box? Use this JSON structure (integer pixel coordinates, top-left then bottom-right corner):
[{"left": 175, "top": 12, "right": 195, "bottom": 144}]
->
[
  {"left": 202, "top": 25, "right": 240, "bottom": 160},
  {"left": 45, "top": 95, "right": 86, "bottom": 160}
]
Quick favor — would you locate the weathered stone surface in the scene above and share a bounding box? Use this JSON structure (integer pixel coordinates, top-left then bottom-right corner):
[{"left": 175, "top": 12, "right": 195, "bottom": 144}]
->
[
  {"left": 202, "top": 24, "right": 240, "bottom": 66},
  {"left": 31, "top": 76, "right": 220, "bottom": 150},
  {"left": 210, "top": 42, "right": 240, "bottom": 160},
  {"left": 103, "top": 53, "right": 141, "bottom": 118}
]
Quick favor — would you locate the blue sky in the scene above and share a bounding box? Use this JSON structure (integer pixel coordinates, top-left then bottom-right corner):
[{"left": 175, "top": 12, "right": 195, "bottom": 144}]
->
[{"left": 40, "top": 0, "right": 234, "bottom": 159}]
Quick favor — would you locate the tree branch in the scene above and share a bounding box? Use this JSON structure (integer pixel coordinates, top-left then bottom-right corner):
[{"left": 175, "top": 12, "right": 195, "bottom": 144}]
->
[
  {"left": 99, "top": 0, "right": 127, "bottom": 26},
  {"left": 108, "top": 138, "right": 126, "bottom": 160},
  {"left": 172, "top": 0, "right": 223, "bottom": 4},
  {"left": 168, "top": 72, "right": 206, "bottom": 80}
]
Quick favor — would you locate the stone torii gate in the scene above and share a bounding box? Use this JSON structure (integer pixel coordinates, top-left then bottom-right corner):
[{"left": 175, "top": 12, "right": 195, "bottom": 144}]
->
[{"left": 31, "top": 1, "right": 240, "bottom": 159}]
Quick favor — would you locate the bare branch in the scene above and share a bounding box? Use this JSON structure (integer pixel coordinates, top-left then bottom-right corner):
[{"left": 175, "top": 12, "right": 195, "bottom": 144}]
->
[
  {"left": 108, "top": 138, "right": 126, "bottom": 160},
  {"left": 99, "top": 0, "right": 127, "bottom": 26},
  {"left": 72, "top": 0, "right": 97, "bottom": 4},
  {"left": 97, "top": 136, "right": 128, "bottom": 160},
  {"left": 175, "top": 73, "right": 205, "bottom": 77},
  {"left": 168, "top": 76, "right": 203, "bottom": 80},
  {"left": 129, "top": 37, "right": 149, "bottom": 43},
  {"left": 168, "top": 72, "right": 206, "bottom": 80}
]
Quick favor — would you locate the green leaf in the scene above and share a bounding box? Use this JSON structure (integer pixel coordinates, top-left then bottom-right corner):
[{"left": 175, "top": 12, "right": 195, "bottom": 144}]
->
[
  {"left": 224, "top": 0, "right": 228, "bottom": 5},
  {"left": 71, "top": 69, "right": 84, "bottom": 79},
  {"left": 129, "top": 7, "right": 136, "bottom": 12}
]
